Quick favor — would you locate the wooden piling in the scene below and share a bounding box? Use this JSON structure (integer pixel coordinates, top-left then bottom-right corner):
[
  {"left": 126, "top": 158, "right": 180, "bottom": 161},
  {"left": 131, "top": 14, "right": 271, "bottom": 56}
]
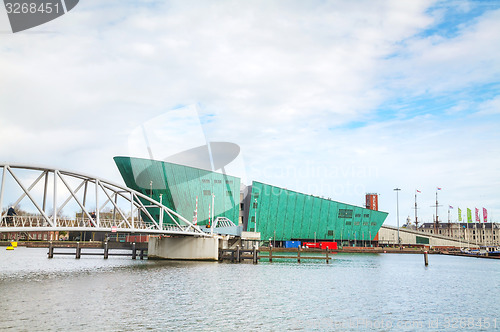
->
[
  {"left": 140, "top": 249, "right": 145, "bottom": 260},
  {"left": 269, "top": 245, "right": 273, "bottom": 263},
  {"left": 75, "top": 242, "right": 81, "bottom": 259},
  {"left": 326, "top": 250, "right": 329, "bottom": 264},
  {"left": 253, "top": 246, "right": 258, "bottom": 264},
  {"left": 236, "top": 245, "right": 241, "bottom": 263},
  {"left": 104, "top": 242, "right": 109, "bottom": 259},
  {"left": 424, "top": 251, "right": 429, "bottom": 266},
  {"left": 297, "top": 246, "right": 301, "bottom": 263},
  {"left": 132, "top": 242, "right": 136, "bottom": 260},
  {"left": 48, "top": 241, "right": 54, "bottom": 258}
]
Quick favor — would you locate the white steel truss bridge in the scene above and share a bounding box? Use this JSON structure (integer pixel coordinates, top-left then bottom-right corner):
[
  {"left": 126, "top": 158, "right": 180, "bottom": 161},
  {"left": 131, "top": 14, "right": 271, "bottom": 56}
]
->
[{"left": 0, "top": 164, "right": 209, "bottom": 237}]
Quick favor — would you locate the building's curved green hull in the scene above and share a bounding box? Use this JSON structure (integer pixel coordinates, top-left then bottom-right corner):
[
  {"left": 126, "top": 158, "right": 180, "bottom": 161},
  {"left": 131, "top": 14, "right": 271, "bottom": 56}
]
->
[
  {"left": 114, "top": 156, "right": 240, "bottom": 226},
  {"left": 247, "top": 182, "right": 388, "bottom": 242}
]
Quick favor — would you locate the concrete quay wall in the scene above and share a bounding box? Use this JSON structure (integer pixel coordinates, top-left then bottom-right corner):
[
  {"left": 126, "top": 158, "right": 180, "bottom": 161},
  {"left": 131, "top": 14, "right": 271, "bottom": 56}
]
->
[
  {"left": 148, "top": 236, "right": 219, "bottom": 260},
  {"left": 379, "top": 225, "right": 471, "bottom": 247}
]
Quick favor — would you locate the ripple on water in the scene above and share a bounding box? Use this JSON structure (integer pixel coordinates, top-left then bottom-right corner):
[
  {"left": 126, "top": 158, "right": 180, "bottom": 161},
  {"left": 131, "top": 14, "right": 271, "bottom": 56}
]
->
[{"left": 1, "top": 248, "right": 499, "bottom": 331}]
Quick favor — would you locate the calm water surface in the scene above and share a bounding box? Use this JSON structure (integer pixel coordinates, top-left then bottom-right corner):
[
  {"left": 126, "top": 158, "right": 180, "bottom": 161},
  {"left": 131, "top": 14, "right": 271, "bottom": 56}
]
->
[{"left": 1, "top": 247, "right": 499, "bottom": 331}]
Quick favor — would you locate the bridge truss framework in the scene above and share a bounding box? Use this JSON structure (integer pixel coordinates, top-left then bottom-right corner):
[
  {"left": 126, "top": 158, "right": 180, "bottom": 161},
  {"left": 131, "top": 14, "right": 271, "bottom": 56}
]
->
[{"left": 0, "top": 164, "right": 209, "bottom": 237}]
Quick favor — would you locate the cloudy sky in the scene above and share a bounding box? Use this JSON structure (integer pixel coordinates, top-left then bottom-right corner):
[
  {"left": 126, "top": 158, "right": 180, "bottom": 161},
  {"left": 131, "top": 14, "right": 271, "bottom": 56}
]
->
[{"left": 1, "top": 0, "right": 499, "bottom": 226}]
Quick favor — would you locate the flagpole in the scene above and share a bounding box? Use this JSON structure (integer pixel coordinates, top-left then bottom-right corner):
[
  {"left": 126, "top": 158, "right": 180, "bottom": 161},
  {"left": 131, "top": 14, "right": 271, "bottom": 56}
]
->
[
  {"left": 483, "top": 220, "right": 486, "bottom": 246},
  {"left": 458, "top": 222, "right": 461, "bottom": 249},
  {"left": 448, "top": 205, "right": 451, "bottom": 236},
  {"left": 465, "top": 220, "right": 470, "bottom": 249},
  {"left": 475, "top": 221, "right": 478, "bottom": 247},
  {"left": 458, "top": 208, "right": 462, "bottom": 249},
  {"left": 465, "top": 208, "right": 470, "bottom": 249},
  {"left": 435, "top": 191, "right": 438, "bottom": 234},
  {"left": 414, "top": 190, "right": 419, "bottom": 230}
]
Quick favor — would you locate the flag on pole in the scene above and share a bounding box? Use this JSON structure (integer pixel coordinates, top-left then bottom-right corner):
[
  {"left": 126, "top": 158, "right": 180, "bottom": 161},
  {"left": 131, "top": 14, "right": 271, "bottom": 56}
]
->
[
  {"left": 475, "top": 208, "right": 480, "bottom": 222},
  {"left": 437, "top": 187, "right": 442, "bottom": 190},
  {"left": 458, "top": 208, "right": 462, "bottom": 222},
  {"left": 467, "top": 208, "right": 472, "bottom": 223},
  {"left": 416, "top": 189, "right": 421, "bottom": 193},
  {"left": 483, "top": 208, "right": 488, "bottom": 223},
  {"left": 449, "top": 205, "right": 453, "bottom": 209}
]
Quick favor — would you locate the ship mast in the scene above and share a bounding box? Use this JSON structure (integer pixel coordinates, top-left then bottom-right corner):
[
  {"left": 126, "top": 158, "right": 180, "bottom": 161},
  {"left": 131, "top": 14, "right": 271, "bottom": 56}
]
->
[{"left": 430, "top": 190, "right": 442, "bottom": 234}]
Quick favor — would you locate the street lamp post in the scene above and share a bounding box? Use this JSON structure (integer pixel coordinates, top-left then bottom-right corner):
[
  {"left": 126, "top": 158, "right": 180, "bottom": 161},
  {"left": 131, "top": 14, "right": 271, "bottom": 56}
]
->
[
  {"left": 394, "top": 188, "right": 401, "bottom": 249},
  {"left": 254, "top": 198, "right": 257, "bottom": 232}
]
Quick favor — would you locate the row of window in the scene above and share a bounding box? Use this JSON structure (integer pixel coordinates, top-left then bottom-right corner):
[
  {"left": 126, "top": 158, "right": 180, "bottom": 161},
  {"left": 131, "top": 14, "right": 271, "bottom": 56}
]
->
[
  {"left": 346, "top": 221, "right": 377, "bottom": 226},
  {"left": 471, "top": 236, "right": 497, "bottom": 240},
  {"left": 201, "top": 179, "right": 234, "bottom": 184},
  {"left": 428, "top": 229, "right": 497, "bottom": 235},
  {"left": 251, "top": 206, "right": 372, "bottom": 220},
  {"left": 342, "top": 212, "right": 371, "bottom": 219},
  {"left": 249, "top": 216, "right": 376, "bottom": 227},
  {"left": 203, "top": 190, "right": 234, "bottom": 196}
]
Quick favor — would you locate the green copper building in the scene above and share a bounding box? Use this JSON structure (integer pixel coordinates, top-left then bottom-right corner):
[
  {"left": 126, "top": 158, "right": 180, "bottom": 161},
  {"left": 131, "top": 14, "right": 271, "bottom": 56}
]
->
[
  {"left": 114, "top": 156, "right": 240, "bottom": 226},
  {"left": 245, "top": 181, "right": 388, "bottom": 244},
  {"left": 114, "top": 156, "right": 388, "bottom": 243}
]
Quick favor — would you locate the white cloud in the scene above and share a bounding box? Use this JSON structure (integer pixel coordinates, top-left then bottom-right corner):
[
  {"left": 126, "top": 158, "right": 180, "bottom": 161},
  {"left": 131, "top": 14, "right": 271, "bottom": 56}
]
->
[{"left": 1, "top": 0, "right": 499, "bottom": 224}]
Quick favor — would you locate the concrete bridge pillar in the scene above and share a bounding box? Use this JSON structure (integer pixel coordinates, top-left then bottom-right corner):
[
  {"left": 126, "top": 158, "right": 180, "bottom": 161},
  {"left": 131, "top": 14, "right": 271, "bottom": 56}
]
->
[{"left": 148, "top": 236, "right": 219, "bottom": 260}]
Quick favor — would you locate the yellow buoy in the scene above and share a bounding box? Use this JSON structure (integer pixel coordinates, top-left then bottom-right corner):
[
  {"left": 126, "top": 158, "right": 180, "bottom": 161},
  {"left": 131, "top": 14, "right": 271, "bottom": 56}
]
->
[
  {"left": 11, "top": 241, "right": 17, "bottom": 248},
  {"left": 6, "top": 246, "right": 14, "bottom": 250}
]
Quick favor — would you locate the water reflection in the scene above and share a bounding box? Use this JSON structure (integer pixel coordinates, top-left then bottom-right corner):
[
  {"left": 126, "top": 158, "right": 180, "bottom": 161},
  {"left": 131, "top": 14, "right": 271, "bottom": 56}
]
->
[{"left": 1, "top": 248, "right": 499, "bottom": 331}]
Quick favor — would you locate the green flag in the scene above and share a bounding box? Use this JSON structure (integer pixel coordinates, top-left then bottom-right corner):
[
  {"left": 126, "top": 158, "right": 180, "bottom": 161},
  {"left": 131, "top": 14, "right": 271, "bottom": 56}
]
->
[
  {"left": 458, "top": 208, "right": 462, "bottom": 222},
  {"left": 467, "top": 208, "right": 472, "bottom": 223}
]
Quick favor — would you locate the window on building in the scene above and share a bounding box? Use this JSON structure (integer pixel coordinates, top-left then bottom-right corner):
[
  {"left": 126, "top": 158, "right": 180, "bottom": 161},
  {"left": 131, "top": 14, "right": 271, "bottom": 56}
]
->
[
  {"left": 338, "top": 209, "right": 353, "bottom": 219},
  {"left": 226, "top": 190, "right": 232, "bottom": 196},
  {"left": 355, "top": 214, "right": 361, "bottom": 218},
  {"left": 364, "top": 214, "right": 370, "bottom": 218},
  {"left": 354, "top": 222, "right": 360, "bottom": 226},
  {"left": 203, "top": 190, "right": 211, "bottom": 196},
  {"left": 251, "top": 216, "right": 255, "bottom": 222},
  {"left": 202, "top": 179, "right": 210, "bottom": 184},
  {"left": 253, "top": 202, "right": 258, "bottom": 208},
  {"left": 371, "top": 222, "right": 376, "bottom": 226},
  {"left": 345, "top": 221, "right": 352, "bottom": 225},
  {"left": 240, "top": 203, "right": 244, "bottom": 209},
  {"left": 363, "top": 222, "right": 368, "bottom": 226},
  {"left": 214, "top": 179, "right": 222, "bottom": 184},
  {"left": 327, "top": 230, "right": 334, "bottom": 236},
  {"left": 254, "top": 193, "right": 260, "bottom": 198}
]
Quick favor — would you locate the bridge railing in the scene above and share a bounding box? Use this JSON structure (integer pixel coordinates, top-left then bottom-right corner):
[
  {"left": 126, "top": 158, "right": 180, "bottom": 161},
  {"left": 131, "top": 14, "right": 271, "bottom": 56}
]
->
[
  {"left": 0, "top": 164, "right": 209, "bottom": 236},
  {"left": 0, "top": 215, "right": 190, "bottom": 233}
]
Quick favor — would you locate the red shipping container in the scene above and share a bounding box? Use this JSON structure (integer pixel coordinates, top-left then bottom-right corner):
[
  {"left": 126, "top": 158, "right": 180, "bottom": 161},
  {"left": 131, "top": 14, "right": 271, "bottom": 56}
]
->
[
  {"left": 320, "top": 242, "right": 338, "bottom": 250},
  {"left": 303, "top": 242, "right": 321, "bottom": 248}
]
